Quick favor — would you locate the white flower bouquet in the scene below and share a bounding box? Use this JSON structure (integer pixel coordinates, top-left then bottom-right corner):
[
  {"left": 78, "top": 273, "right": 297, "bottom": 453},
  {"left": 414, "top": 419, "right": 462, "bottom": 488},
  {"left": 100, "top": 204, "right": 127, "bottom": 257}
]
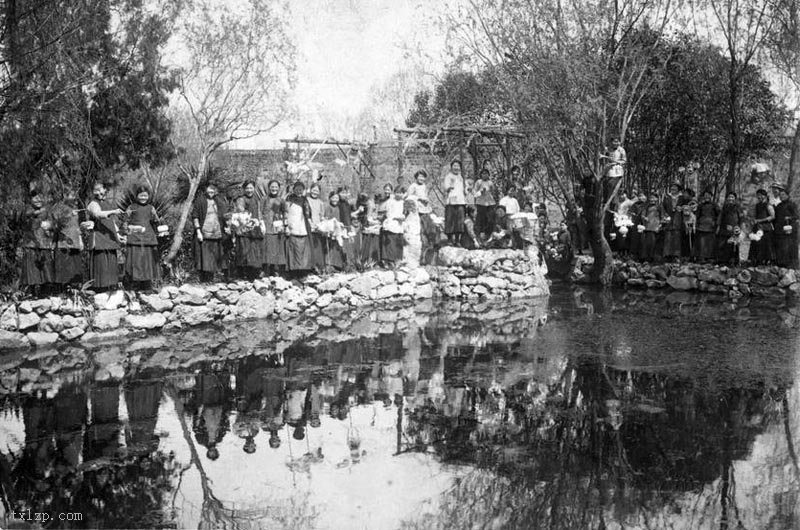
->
[
  {"left": 748, "top": 230, "right": 764, "bottom": 242},
  {"left": 637, "top": 225, "right": 645, "bottom": 233},
  {"left": 229, "top": 212, "right": 261, "bottom": 236},
  {"left": 619, "top": 225, "right": 629, "bottom": 235},
  {"left": 613, "top": 213, "right": 634, "bottom": 228},
  {"left": 316, "top": 218, "right": 347, "bottom": 246},
  {"left": 80, "top": 221, "right": 94, "bottom": 230},
  {"left": 429, "top": 214, "right": 445, "bottom": 227},
  {"left": 783, "top": 225, "right": 793, "bottom": 234},
  {"left": 157, "top": 224, "right": 169, "bottom": 237}
]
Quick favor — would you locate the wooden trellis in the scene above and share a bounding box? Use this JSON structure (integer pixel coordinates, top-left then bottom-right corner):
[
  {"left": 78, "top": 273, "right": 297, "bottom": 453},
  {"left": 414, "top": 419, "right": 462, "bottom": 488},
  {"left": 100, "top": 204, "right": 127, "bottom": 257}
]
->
[{"left": 279, "top": 136, "right": 378, "bottom": 190}]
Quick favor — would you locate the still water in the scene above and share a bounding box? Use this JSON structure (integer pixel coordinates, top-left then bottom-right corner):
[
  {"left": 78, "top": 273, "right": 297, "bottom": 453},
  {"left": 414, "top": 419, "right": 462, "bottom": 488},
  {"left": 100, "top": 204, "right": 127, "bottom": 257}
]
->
[{"left": 0, "top": 285, "right": 798, "bottom": 530}]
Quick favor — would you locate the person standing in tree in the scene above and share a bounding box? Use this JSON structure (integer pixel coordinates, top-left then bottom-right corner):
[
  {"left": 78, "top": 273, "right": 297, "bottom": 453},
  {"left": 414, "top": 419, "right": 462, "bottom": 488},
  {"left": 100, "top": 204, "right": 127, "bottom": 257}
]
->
[{"left": 443, "top": 160, "right": 466, "bottom": 246}]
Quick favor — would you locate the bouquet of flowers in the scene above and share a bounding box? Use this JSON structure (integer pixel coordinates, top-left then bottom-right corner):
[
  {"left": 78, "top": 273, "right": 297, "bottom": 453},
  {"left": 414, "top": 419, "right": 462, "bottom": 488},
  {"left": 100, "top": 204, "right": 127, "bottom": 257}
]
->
[
  {"left": 748, "top": 230, "right": 764, "bottom": 242},
  {"left": 614, "top": 213, "right": 633, "bottom": 236},
  {"left": 229, "top": 212, "right": 262, "bottom": 236},
  {"left": 637, "top": 224, "right": 645, "bottom": 233},
  {"left": 316, "top": 218, "right": 348, "bottom": 246},
  {"left": 429, "top": 213, "right": 445, "bottom": 227},
  {"left": 783, "top": 225, "right": 793, "bottom": 234},
  {"left": 157, "top": 224, "right": 169, "bottom": 237}
]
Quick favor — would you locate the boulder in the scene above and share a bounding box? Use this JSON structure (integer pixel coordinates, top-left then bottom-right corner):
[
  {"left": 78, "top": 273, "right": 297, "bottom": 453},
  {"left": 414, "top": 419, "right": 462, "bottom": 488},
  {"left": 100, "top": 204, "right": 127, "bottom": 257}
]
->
[
  {"left": 751, "top": 267, "right": 779, "bottom": 286},
  {"left": 645, "top": 280, "right": 666, "bottom": 289},
  {"left": 158, "top": 286, "right": 174, "bottom": 299},
  {"left": 17, "top": 301, "right": 33, "bottom": 314},
  {"left": 140, "top": 294, "right": 174, "bottom": 312},
  {"left": 779, "top": 269, "right": 798, "bottom": 288},
  {"left": 175, "top": 284, "right": 210, "bottom": 305},
  {"left": 409, "top": 267, "right": 430, "bottom": 285},
  {"left": 171, "top": 305, "right": 215, "bottom": 327},
  {"left": 333, "top": 287, "right": 352, "bottom": 302},
  {"left": 272, "top": 277, "right": 292, "bottom": 291},
  {"left": 27, "top": 332, "right": 59, "bottom": 347},
  {"left": 215, "top": 290, "right": 241, "bottom": 305},
  {"left": 315, "top": 293, "right": 333, "bottom": 308},
  {"left": 0, "top": 305, "right": 18, "bottom": 331},
  {"left": 30, "top": 299, "right": 52, "bottom": 315},
  {"left": 349, "top": 275, "right": 381, "bottom": 298},
  {"left": 737, "top": 269, "right": 752, "bottom": 284},
  {"left": 301, "top": 287, "right": 319, "bottom": 306},
  {"left": 697, "top": 269, "right": 727, "bottom": 284},
  {"left": 375, "top": 270, "right": 395, "bottom": 286},
  {"left": 437, "top": 246, "right": 473, "bottom": 267},
  {"left": 788, "top": 282, "right": 800, "bottom": 295},
  {"left": 0, "top": 330, "right": 29, "bottom": 350},
  {"left": 94, "top": 290, "right": 127, "bottom": 310},
  {"left": 125, "top": 313, "right": 167, "bottom": 330},
  {"left": 626, "top": 278, "right": 645, "bottom": 287},
  {"left": 666, "top": 276, "right": 697, "bottom": 291},
  {"left": 235, "top": 291, "right": 276, "bottom": 320},
  {"left": 60, "top": 327, "right": 85, "bottom": 341},
  {"left": 317, "top": 277, "right": 343, "bottom": 292},
  {"left": 304, "top": 274, "right": 323, "bottom": 286},
  {"left": 675, "top": 265, "right": 697, "bottom": 277},
  {"left": 477, "top": 276, "right": 508, "bottom": 290},
  {"left": 17, "top": 312, "right": 41, "bottom": 331},
  {"left": 416, "top": 283, "right": 434, "bottom": 299},
  {"left": 93, "top": 309, "right": 127, "bottom": 331},
  {"left": 399, "top": 282, "right": 415, "bottom": 296},
  {"left": 373, "top": 284, "right": 400, "bottom": 300}
]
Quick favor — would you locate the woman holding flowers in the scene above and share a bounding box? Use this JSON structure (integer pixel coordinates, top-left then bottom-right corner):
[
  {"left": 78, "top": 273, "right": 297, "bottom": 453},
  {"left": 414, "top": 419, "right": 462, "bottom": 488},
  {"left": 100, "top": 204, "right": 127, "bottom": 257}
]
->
[
  {"left": 772, "top": 184, "right": 799, "bottom": 268},
  {"left": 627, "top": 191, "right": 647, "bottom": 259},
  {"left": 380, "top": 185, "right": 406, "bottom": 265},
  {"left": 694, "top": 190, "right": 719, "bottom": 262},
  {"left": 193, "top": 182, "right": 229, "bottom": 282},
  {"left": 20, "top": 189, "right": 54, "bottom": 293},
  {"left": 51, "top": 189, "right": 84, "bottom": 287},
  {"left": 261, "top": 180, "right": 286, "bottom": 276},
  {"left": 124, "top": 185, "right": 163, "bottom": 286},
  {"left": 662, "top": 183, "right": 684, "bottom": 261},
  {"left": 356, "top": 192, "right": 380, "bottom": 267},
  {"left": 284, "top": 181, "right": 313, "bottom": 274},
  {"left": 716, "top": 192, "right": 742, "bottom": 265},
  {"left": 641, "top": 193, "right": 664, "bottom": 261},
  {"left": 323, "top": 191, "right": 346, "bottom": 270},
  {"left": 87, "top": 182, "right": 124, "bottom": 291},
  {"left": 233, "top": 180, "right": 265, "bottom": 280},
  {"left": 747, "top": 189, "right": 774, "bottom": 265}
]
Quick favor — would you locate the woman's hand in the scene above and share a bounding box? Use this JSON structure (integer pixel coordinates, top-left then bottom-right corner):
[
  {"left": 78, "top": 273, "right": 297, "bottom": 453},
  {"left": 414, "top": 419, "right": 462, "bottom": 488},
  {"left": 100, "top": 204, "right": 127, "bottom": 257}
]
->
[{"left": 196, "top": 229, "right": 204, "bottom": 242}]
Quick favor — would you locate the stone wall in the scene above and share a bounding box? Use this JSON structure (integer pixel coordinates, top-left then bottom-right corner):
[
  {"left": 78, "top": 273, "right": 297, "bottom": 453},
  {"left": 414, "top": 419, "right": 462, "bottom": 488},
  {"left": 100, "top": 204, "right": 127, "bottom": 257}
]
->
[
  {"left": 570, "top": 255, "right": 799, "bottom": 299},
  {"left": 0, "top": 249, "right": 549, "bottom": 351}
]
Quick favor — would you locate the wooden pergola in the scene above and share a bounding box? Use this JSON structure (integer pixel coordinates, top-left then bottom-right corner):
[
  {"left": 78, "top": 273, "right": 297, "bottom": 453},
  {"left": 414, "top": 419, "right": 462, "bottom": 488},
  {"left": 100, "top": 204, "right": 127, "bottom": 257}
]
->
[{"left": 278, "top": 136, "right": 379, "bottom": 186}]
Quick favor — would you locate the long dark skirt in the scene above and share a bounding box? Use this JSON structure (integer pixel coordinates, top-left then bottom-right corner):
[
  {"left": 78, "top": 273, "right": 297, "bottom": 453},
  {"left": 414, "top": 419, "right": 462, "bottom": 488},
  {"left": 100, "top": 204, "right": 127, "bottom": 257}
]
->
[
  {"left": 694, "top": 231, "right": 716, "bottom": 261},
  {"left": 475, "top": 206, "right": 494, "bottom": 236},
  {"left": 125, "top": 245, "right": 159, "bottom": 282},
  {"left": 774, "top": 233, "right": 799, "bottom": 268},
  {"left": 21, "top": 248, "right": 53, "bottom": 286},
  {"left": 629, "top": 229, "right": 643, "bottom": 258},
  {"left": 662, "top": 229, "right": 682, "bottom": 258},
  {"left": 641, "top": 231, "right": 658, "bottom": 261},
  {"left": 380, "top": 231, "right": 404, "bottom": 263},
  {"left": 326, "top": 239, "right": 345, "bottom": 270},
  {"left": 310, "top": 233, "right": 326, "bottom": 270},
  {"left": 236, "top": 236, "right": 264, "bottom": 268},
  {"left": 748, "top": 231, "right": 774, "bottom": 264},
  {"left": 54, "top": 249, "right": 83, "bottom": 285},
  {"left": 91, "top": 249, "right": 119, "bottom": 289},
  {"left": 341, "top": 236, "right": 357, "bottom": 267},
  {"left": 264, "top": 234, "right": 286, "bottom": 266},
  {"left": 195, "top": 238, "right": 225, "bottom": 273},
  {"left": 286, "top": 235, "right": 311, "bottom": 271},
  {"left": 717, "top": 236, "right": 739, "bottom": 265},
  {"left": 359, "top": 233, "right": 381, "bottom": 267},
  {"left": 444, "top": 205, "right": 465, "bottom": 235}
]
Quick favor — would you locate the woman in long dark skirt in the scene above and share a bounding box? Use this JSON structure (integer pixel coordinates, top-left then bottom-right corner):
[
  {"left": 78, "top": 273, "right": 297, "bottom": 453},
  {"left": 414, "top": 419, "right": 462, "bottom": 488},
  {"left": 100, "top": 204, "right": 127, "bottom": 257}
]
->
[
  {"left": 380, "top": 185, "right": 406, "bottom": 265},
  {"left": 627, "top": 191, "right": 646, "bottom": 259},
  {"left": 262, "top": 180, "right": 286, "bottom": 276},
  {"left": 356, "top": 193, "right": 380, "bottom": 268},
  {"left": 124, "top": 185, "right": 162, "bottom": 288},
  {"left": 694, "top": 190, "right": 719, "bottom": 262},
  {"left": 772, "top": 184, "right": 799, "bottom": 269},
  {"left": 192, "top": 182, "right": 228, "bottom": 282},
  {"left": 325, "top": 191, "right": 346, "bottom": 270},
  {"left": 307, "top": 183, "right": 326, "bottom": 273},
  {"left": 641, "top": 193, "right": 664, "bottom": 262},
  {"left": 285, "top": 181, "right": 313, "bottom": 276},
  {"left": 233, "top": 180, "right": 264, "bottom": 280},
  {"left": 747, "top": 189, "right": 775, "bottom": 265},
  {"left": 20, "top": 189, "right": 54, "bottom": 294},
  {"left": 87, "top": 182, "right": 123, "bottom": 291},
  {"left": 662, "top": 183, "right": 684, "bottom": 261},
  {"left": 52, "top": 190, "right": 84, "bottom": 288},
  {"left": 716, "top": 192, "right": 742, "bottom": 266},
  {"left": 337, "top": 186, "right": 357, "bottom": 266}
]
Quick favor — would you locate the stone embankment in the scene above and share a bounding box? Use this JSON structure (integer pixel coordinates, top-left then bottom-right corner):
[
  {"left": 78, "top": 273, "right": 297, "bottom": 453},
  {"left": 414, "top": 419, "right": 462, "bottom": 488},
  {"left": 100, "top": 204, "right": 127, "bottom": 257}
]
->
[
  {"left": 571, "top": 255, "right": 800, "bottom": 298},
  {"left": 0, "top": 248, "right": 549, "bottom": 350}
]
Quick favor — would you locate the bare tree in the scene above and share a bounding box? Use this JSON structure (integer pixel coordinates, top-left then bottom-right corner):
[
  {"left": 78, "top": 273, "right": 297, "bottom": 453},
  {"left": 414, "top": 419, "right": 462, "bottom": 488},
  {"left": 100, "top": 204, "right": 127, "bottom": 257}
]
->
[{"left": 163, "top": 0, "right": 297, "bottom": 266}]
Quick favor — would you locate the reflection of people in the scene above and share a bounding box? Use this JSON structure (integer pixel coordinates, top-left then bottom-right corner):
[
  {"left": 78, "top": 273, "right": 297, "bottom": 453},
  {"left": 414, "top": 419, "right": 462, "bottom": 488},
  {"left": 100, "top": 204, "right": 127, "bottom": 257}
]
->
[
  {"left": 193, "top": 365, "right": 232, "bottom": 460},
  {"left": 85, "top": 382, "right": 122, "bottom": 461},
  {"left": 125, "top": 379, "right": 162, "bottom": 455}
]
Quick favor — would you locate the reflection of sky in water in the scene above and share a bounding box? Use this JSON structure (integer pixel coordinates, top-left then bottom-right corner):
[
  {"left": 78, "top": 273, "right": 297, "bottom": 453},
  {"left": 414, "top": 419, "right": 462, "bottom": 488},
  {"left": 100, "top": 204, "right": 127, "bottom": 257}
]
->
[{"left": 1, "top": 286, "right": 799, "bottom": 529}]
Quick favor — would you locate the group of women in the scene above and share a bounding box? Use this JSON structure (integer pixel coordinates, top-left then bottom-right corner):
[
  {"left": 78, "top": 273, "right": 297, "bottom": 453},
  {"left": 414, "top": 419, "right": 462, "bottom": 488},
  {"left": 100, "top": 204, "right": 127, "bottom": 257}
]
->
[
  {"left": 20, "top": 182, "right": 164, "bottom": 294},
  {"left": 605, "top": 182, "right": 799, "bottom": 268}
]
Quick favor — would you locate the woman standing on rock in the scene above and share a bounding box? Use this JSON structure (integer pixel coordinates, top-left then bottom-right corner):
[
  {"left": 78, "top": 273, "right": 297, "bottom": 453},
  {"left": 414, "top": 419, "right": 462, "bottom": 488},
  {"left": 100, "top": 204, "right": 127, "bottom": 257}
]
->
[
  {"left": 284, "top": 181, "right": 313, "bottom": 276},
  {"left": 403, "top": 199, "right": 422, "bottom": 268},
  {"left": 234, "top": 180, "right": 264, "bottom": 280},
  {"left": 716, "top": 192, "right": 742, "bottom": 266},
  {"left": 51, "top": 189, "right": 84, "bottom": 288},
  {"left": 124, "top": 185, "right": 162, "bottom": 288},
  {"left": 192, "top": 182, "right": 229, "bottom": 283},
  {"left": 641, "top": 193, "right": 664, "bottom": 262},
  {"left": 356, "top": 192, "right": 380, "bottom": 267},
  {"left": 747, "top": 189, "right": 775, "bottom": 265},
  {"left": 324, "top": 191, "right": 346, "bottom": 271},
  {"left": 381, "top": 185, "right": 406, "bottom": 265},
  {"left": 443, "top": 160, "right": 466, "bottom": 246},
  {"left": 662, "top": 183, "right": 684, "bottom": 261},
  {"left": 628, "top": 191, "right": 647, "bottom": 260},
  {"left": 473, "top": 168, "right": 496, "bottom": 238},
  {"left": 87, "top": 181, "right": 124, "bottom": 291},
  {"left": 261, "top": 180, "right": 286, "bottom": 276},
  {"left": 772, "top": 183, "right": 799, "bottom": 269},
  {"left": 694, "top": 190, "right": 719, "bottom": 262},
  {"left": 406, "top": 170, "right": 437, "bottom": 263},
  {"left": 20, "top": 188, "right": 54, "bottom": 295},
  {"left": 307, "top": 183, "right": 327, "bottom": 273}
]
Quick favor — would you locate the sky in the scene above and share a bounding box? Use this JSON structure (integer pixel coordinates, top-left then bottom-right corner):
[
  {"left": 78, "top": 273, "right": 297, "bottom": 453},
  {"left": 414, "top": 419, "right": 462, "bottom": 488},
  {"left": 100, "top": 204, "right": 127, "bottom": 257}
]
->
[{"left": 235, "top": 0, "right": 448, "bottom": 149}]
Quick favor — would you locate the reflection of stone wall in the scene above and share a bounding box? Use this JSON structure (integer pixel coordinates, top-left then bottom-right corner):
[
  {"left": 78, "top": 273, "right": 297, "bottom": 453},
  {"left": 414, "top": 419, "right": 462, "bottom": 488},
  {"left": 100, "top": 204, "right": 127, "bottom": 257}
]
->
[{"left": 0, "top": 249, "right": 549, "bottom": 351}]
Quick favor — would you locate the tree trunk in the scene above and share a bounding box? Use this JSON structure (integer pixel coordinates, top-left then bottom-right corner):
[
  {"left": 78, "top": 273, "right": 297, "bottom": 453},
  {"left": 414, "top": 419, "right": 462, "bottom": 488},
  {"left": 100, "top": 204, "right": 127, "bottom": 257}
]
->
[
  {"left": 164, "top": 150, "right": 208, "bottom": 265},
  {"left": 590, "top": 177, "right": 622, "bottom": 286},
  {"left": 788, "top": 123, "right": 800, "bottom": 196},
  {"left": 726, "top": 64, "right": 740, "bottom": 195}
]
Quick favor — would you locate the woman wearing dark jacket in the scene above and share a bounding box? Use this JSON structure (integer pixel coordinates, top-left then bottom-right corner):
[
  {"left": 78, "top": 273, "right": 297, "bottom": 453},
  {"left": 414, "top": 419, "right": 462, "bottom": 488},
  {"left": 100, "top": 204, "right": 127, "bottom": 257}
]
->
[
  {"left": 716, "top": 192, "right": 742, "bottom": 265},
  {"left": 20, "top": 189, "right": 54, "bottom": 293},
  {"left": 773, "top": 184, "right": 799, "bottom": 268},
  {"left": 234, "top": 180, "right": 264, "bottom": 280},
  {"left": 192, "top": 182, "right": 229, "bottom": 282}
]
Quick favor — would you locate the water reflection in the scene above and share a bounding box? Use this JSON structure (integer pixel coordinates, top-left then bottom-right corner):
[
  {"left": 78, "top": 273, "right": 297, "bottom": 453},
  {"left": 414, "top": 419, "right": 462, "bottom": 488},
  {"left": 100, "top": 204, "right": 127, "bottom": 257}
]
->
[{"left": 0, "top": 288, "right": 798, "bottom": 529}]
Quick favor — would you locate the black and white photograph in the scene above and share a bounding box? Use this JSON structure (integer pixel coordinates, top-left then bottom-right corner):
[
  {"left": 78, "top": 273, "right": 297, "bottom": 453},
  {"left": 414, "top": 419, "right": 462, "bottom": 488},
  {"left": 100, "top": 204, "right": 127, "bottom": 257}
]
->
[{"left": 0, "top": 0, "right": 799, "bottom": 528}]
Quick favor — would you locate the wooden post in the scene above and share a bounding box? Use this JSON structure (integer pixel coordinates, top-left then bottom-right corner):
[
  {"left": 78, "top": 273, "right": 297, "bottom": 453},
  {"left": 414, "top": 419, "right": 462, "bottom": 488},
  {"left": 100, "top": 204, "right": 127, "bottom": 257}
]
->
[{"left": 397, "top": 131, "right": 403, "bottom": 189}]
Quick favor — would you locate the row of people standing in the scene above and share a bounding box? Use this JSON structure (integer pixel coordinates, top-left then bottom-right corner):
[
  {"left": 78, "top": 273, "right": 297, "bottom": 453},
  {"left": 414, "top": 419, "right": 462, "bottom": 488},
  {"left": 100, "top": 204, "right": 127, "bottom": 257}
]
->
[
  {"left": 606, "top": 182, "right": 799, "bottom": 268},
  {"left": 20, "top": 182, "right": 165, "bottom": 294}
]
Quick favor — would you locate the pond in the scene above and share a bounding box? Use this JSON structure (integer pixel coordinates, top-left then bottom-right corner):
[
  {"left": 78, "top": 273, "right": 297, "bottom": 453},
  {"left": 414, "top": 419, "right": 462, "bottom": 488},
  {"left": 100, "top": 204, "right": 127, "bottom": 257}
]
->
[{"left": 0, "top": 285, "right": 798, "bottom": 529}]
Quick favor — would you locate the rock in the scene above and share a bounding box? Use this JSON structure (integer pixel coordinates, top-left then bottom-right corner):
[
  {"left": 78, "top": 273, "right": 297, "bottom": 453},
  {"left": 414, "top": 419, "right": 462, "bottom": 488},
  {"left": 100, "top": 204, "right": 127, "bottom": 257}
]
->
[
  {"left": 645, "top": 280, "right": 666, "bottom": 289},
  {"left": 626, "top": 278, "right": 645, "bottom": 287},
  {"left": 94, "top": 290, "right": 127, "bottom": 310},
  {"left": 333, "top": 287, "right": 352, "bottom": 302},
  {"left": 0, "top": 305, "right": 18, "bottom": 330},
  {"left": 399, "top": 282, "right": 415, "bottom": 297},
  {"left": 738, "top": 283, "right": 751, "bottom": 296},
  {"left": 317, "top": 277, "right": 343, "bottom": 293},
  {"left": 395, "top": 269, "right": 410, "bottom": 283},
  {"left": 27, "top": 332, "right": 58, "bottom": 347},
  {"left": 666, "top": 276, "right": 697, "bottom": 291},
  {"left": 779, "top": 269, "right": 797, "bottom": 288},
  {"left": 235, "top": 291, "right": 276, "bottom": 320},
  {"left": 17, "top": 312, "right": 41, "bottom": 331},
  {"left": 697, "top": 269, "right": 726, "bottom": 284},
  {"left": 61, "top": 315, "right": 87, "bottom": 329},
  {"left": 93, "top": 309, "right": 127, "bottom": 331},
  {"left": 175, "top": 284, "right": 210, "bottom": 305},
  {"left": 158, "top": 287, "right": 173, "bottom": 299},
  {"left": 442, "top": 284, "right": 461, "bottom": 297},
  {"left": 788, "top": 282, "right": 800, "bottom": 295},
  {"left": 140, "top": 294, "right": 174, "bottom": 312},
  {"left": 473, "top": 284, "right": 489, "bottom": 296},
  {"left": 349, "top": 275, "right": 381, "bottom": 298},
  {"left": 375, "top": 270, "right": 395, "bottom": 285},
  {"left": 737, "top": 269, "right": 752, "bottom": 284},
  {"left": 272, "top": 277, "right": 292, "bottom": 291},
  {"left": 215, "top": 290, "right": 241, "bottom": 305},
  {"left": 304, "top": 274, "right": 323, "bottom": 286},
  {"left": 477, "top": 276, "right": 508, "bottom": 290},
  {"left": 315, "top": 293, "right": 333, "bottom": 308},
  {"left": 409, "top": 268, "right": 430, "bottom": 285},
  {"left": 301, "top": 287, "right": 319, "bottom": 306},
  {"left": 751, "top": 267, "right": 779, "bottom": 286},
  {"left": 675, "top": 265, "right": 696, "bottom": 277},
  {"left": 650, "top": 266, "right": 668, "bottom": 281},
  {"left": 17, "top": 301, "right": 33, "bottom": 313},
  {"left": 252, "top": 279, "right": 270, "bottom": 294},
  {"left": 0, "top": 330, "right": 29, "bottom": 349},
  {"left": 30, "top": 299, "right": 52, "bottom": 315},
  {"left": 437, "top": 246, "right": 473, "bottom": 267},
  {"left": 171, "top": 305, "right": 215, "bottom": 326},
  {"left": 373, "top": 284, "right": 399, "bottom": 300},
  {"left": 416, "top": 283, "right": 434, "bottom": 299},
  {"left": 125, "top": 313, "right": 167, "bottom": 330},
  {"left": 60, "top": 327, "right": 85, "bottom": 341}
]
